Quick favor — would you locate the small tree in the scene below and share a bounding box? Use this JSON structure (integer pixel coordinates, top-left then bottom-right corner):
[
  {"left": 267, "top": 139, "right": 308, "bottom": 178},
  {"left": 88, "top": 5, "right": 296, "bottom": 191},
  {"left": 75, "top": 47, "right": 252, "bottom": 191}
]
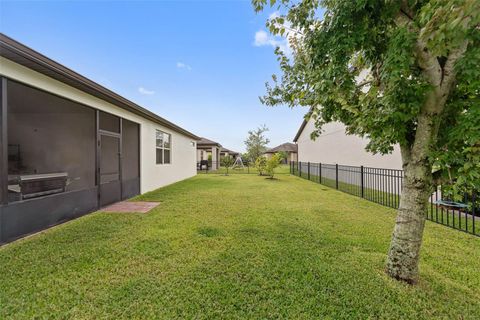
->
[
  {"left": 266, "top": 153, "right": 282, "bottom": 179},
  {"left": 244, "top": 125, "right": 270, "bottom": 163},
  {"left": 221, "top": 155, "right": 235, "bottom": 176},
  {"left": 255, "top": 156, "right": 267, "bottom": 176}
]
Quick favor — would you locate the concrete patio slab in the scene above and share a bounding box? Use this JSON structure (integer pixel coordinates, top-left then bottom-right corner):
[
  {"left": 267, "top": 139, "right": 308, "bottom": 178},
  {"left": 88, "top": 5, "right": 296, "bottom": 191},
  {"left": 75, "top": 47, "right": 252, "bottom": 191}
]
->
[{"left": 101, "top": 201, "right": 160, "bottom": 213}]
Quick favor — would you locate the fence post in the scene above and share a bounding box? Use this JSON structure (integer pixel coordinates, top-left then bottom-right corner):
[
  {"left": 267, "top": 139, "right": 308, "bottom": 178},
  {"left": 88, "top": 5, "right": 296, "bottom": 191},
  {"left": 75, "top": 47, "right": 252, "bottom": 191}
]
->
[
  {"left": 307, "top": 162, "right": 310, "bottom": 180},
  {"left": 360, "top": 165, "right": 364, "bottom": 198},
  {"left": 298, "top": 161, "right": 301, "bottom": 176},
  {"left": 319, "top": 162, "right": 322, "bottom": 184},
  {"left": 335, "top": 164, "right": 339, "bottom": 189},
  {"left": 473, "top": 191, "right": 476, "bottom": 234}
]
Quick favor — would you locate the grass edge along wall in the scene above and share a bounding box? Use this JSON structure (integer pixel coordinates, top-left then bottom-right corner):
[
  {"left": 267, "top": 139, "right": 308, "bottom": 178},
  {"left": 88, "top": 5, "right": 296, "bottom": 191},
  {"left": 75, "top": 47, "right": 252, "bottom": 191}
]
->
[{"left": 0, "top": 34, "right": 198, "bottom": 244}]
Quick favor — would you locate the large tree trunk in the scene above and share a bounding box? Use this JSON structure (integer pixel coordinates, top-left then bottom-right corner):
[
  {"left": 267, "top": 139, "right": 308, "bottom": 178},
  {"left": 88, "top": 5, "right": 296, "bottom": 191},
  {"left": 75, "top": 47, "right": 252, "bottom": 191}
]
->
[
  {"left": 386, "top": 153, "right": 432, "bottom": 284},
  {"left": 385, "top": 87, "right": 442, "bottom": 284}
]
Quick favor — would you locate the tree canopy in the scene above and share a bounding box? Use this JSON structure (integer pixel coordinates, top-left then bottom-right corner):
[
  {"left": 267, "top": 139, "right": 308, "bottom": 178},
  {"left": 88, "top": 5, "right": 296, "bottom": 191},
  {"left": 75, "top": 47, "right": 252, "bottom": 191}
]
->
[
  {"left": 253, "top": 0, "right": 479, "bottom": 197},
  {"left": 244, "top": 125, "right": 270, "bottom": 162}
]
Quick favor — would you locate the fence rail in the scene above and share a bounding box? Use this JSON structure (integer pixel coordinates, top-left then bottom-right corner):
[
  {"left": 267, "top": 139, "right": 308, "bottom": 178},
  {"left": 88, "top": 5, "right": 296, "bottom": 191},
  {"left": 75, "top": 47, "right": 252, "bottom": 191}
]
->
[{"left": 291, "top": 161, "right": 479, "bottom": 237}]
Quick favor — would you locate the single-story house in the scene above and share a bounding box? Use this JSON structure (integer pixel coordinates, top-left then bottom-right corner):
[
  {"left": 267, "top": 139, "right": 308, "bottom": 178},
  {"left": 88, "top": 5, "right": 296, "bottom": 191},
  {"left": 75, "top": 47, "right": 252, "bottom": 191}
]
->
[
  {"left": 196, "top": 137, "right": 222, "bottom": 169},
  {"left": 0, "top": 34, "right": 199, "bottom": 244},
  {"left": 293, "top": 116, "right": 402, "bottom": 169},
  {"left": 264, "top": 143, "right": 298, "bottom": 164},
  {"left": 220, "top": 147, "right": 239, "bottom": 159}
]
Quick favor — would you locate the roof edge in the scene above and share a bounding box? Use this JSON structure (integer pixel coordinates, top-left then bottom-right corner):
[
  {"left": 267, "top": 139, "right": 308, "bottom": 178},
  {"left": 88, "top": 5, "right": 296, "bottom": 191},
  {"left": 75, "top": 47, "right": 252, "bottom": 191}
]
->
[
  {"left": 293, "top": 107, "right": 315, "bottom": 142},
  {"left": 0, "top": 33, "right": 200, "bottom": 140},
  {"left": 293, "top": 119, "right": 308, "bottom": 142}
]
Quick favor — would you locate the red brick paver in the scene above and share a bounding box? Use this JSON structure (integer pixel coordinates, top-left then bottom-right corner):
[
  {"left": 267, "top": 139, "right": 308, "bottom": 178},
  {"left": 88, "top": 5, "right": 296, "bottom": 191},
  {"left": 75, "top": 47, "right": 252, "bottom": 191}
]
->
[{"left": 101, "top": 201, "right": 159, "bottom": 213}]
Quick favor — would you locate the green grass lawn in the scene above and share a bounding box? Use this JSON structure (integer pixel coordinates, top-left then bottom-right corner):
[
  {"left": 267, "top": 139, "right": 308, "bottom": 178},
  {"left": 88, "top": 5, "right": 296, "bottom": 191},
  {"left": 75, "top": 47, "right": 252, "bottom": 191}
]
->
[{"left": 1, "top": 174, "right": 479, "bottom": 319}]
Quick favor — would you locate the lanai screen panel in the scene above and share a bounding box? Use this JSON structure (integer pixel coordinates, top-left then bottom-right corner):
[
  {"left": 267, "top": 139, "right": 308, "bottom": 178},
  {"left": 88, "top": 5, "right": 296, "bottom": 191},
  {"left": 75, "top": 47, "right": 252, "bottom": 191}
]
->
[
  {"left": 99, "top": 111, "right": 120, "bottom": 133},
  {"left": 121, "top": 118, "right": 140, "bottom": 198},
  {"left": 7, "top": 80, "right": 96, "bottom": 202}
]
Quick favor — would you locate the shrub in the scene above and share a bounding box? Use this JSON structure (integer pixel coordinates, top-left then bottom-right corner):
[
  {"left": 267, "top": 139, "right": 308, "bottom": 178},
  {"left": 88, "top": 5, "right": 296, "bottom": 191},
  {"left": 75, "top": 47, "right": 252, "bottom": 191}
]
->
[
  {"left": 221, "top": 155, "right": 235, "bottom": 175},
  {"left": 255, "top": 156, "right": 267, "bottom": 176},
  {"left": 266, "top": 153, "right": 282, "bottom": 179},
  {"left": 278, "top": 151, "right": 288, "bottom": 163}
]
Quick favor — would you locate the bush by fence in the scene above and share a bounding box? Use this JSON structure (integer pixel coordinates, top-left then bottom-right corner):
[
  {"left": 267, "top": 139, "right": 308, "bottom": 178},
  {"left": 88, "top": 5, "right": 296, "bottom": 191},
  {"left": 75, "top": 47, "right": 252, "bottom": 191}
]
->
[{"left": 291, "top": 161, "right": 479, "bottom": 237}]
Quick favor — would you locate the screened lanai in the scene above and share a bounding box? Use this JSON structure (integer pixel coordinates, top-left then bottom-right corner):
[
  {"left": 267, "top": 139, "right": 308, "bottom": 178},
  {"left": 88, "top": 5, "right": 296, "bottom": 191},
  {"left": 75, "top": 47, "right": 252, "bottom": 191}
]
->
[{"left": 0, "top": 78, "right": 140, "bottom": 243}]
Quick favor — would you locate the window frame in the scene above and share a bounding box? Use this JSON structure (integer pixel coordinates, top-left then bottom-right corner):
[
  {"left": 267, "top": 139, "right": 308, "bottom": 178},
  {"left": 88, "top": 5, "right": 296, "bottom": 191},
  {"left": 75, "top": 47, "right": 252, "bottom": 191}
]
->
[{"left": 155, "top": 129, "right": 172, "bottom": 165}]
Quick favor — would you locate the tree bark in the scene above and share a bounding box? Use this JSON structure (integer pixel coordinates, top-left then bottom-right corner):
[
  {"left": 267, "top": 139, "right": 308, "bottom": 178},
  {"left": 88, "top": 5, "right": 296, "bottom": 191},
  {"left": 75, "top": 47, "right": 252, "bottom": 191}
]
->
[
  {"left": 386, "top": 146, "right": 432, "bottom": 284},
  {"left": 385, "top": 86, "right": 444, "bottom": 283}
]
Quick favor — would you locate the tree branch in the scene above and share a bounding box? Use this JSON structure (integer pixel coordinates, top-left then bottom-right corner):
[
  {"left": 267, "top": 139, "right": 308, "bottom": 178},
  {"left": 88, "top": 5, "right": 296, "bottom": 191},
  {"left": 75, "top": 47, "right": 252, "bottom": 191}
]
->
[
  {"left": 356, "top": 80, "right": 373, "bottom": 89},
  {"left": 400, "top": 143, "right": 412, "bottom": 169},
  {"left": 441, "top": 39, "right": 469, "bottom": 89},
  {"left": 414, "top": 37, "right": 442, "bottom": 87},
  {"left": 400, "top": 0, "right": 415, "bottom": 20}
]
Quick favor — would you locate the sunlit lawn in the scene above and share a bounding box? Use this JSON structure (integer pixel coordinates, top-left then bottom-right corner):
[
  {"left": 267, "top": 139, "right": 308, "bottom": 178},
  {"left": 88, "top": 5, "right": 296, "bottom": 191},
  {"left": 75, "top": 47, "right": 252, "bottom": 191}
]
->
[{"left": 1, "top": 173, "right": 479, "bottom": 319}]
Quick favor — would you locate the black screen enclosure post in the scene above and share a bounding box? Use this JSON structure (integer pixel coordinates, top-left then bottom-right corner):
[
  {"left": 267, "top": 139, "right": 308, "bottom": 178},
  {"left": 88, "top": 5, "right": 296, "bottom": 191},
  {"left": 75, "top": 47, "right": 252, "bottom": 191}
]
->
[{"left": 0, "top": 78, "right": 8, "bottom": 205}]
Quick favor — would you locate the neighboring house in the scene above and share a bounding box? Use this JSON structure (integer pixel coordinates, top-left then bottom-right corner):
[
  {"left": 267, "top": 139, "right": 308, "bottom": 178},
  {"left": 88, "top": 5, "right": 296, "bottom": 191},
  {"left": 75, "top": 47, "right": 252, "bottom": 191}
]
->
[
  {"left": 294, "top": 117, "right": 402, "bottom": 169},
  {"left": 196, "top": 137, "right": 222, "bottom": 169},
  {"left": 220, "top": 147, "right": 239, "bottom": 160},
  {"left": 264, "top": 143, "right": 298, "bottom": 164},
  {"left": 0, "top": 34, "right": 199, "bottom": 244}
]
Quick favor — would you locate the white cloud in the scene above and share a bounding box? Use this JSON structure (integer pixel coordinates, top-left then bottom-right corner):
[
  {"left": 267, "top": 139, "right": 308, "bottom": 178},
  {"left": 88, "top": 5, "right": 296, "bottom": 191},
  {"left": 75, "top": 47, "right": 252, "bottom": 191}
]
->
[
  {"left": 176, "top": 62, "right": 192, "bottom": 70},
  {"left": 254, "top": 30, "right": 271, "bottom": 46},
  {"left": 253, "top": 11, "right": 303, "bottom": 57},
  {"left": 138, "top": 87, "right": 155, "bottom": 95},
  {"left": 253, "top": 29, "right": 291, "bottom": 55}
]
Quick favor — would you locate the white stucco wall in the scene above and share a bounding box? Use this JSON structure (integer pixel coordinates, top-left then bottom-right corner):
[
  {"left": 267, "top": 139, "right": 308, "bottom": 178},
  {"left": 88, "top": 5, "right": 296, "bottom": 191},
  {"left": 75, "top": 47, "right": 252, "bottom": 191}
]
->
[
  {"left": 296, "top": 118, "right": 402, "bottom": 169},
  {"left": 0, "top": 57, "right": 197, "bottom": 193}
]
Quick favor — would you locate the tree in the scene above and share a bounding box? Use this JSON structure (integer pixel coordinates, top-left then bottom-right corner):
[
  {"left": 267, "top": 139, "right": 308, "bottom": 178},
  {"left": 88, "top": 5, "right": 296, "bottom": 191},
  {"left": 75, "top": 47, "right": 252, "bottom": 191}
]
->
[
  {"left": 221, "top": 155, "right": 235, "bottom": 175},
  {"left": 255, "top": 156, "right": 268, "bottom": 176},
  {"left": 244, "top": 125, "right": 270, "bottom": 163},
  {"left": 278, "top": 151, "right": 288, "bottom": 163},
  {"left": 253, "top": 0, "right": 479, "bottom": 284},
  {"left": 266, "top": 153, "right": 283, "bottom": 179}
]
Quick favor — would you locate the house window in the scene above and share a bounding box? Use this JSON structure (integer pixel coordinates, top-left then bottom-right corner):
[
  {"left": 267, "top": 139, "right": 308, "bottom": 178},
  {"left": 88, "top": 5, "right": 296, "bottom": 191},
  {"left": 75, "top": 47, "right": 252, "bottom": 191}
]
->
[{"left": 156, "top": 130, "right": 171, "bottom": 164}]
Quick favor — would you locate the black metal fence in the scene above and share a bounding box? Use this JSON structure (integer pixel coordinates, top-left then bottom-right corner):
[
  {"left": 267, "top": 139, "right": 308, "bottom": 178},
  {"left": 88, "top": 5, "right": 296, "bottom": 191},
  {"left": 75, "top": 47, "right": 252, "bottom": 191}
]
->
[{"left": 291, "top": 161, "right": 479, "bottom": 237}]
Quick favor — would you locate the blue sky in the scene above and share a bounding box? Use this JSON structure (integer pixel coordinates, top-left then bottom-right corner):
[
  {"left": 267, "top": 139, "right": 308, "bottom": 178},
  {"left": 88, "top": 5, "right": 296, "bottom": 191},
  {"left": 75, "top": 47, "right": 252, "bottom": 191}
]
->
[{"left": 0, "top": 0, "right": 308, "bottom": 153}]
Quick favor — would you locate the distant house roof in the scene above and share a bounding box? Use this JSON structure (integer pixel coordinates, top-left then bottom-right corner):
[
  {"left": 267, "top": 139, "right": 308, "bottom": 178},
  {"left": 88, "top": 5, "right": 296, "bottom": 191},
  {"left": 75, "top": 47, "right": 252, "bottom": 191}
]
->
[
  {"left": 221, "top": 147, "right": 239, "bottom": 155},
  {"left": 197, "top": 137, "right": 222, "bottom": 147},
  {"left": 265, "top": 143, "right": 298, "bottom": 154},
  {"left": 0, "top": 33, "right": 200, "bottom": 140}
]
